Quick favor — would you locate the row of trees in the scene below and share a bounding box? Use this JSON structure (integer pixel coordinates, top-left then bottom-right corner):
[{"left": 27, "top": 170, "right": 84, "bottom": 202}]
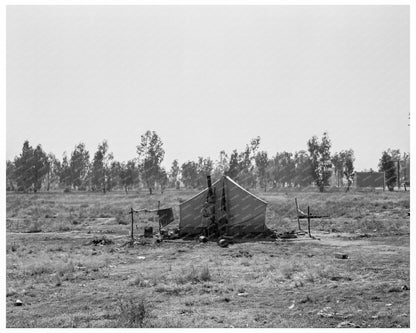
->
[
  {"left": 6, "top": 131, "right": 409, "bottom": 193},
  {"left": 379, "top": 149, "right": 410, "bottom": 191}
]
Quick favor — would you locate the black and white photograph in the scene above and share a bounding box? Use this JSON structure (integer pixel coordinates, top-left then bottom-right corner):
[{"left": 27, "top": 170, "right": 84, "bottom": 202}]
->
[{"left": 3, "top": 2, "right": 413, "bottom": 329}]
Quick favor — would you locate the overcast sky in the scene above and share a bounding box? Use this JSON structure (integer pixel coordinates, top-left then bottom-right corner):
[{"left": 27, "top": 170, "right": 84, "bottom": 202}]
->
[{"left": 6, "top": 5, "right": 409, "bottom": 171}]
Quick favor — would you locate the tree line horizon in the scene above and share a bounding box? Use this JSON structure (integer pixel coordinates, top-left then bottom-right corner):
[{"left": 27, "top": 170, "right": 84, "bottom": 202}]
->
[{"left": 6, "top": 130, "right": 409, "bottom": 194}]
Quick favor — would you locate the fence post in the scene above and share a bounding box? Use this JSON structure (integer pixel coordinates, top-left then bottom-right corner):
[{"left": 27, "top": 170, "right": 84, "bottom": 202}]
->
[
  {"left": 295, "top": 198, "right": 301, "bottom": 230},
  {"left": 130, "top": 207, "right": 134, "bottom": 245},
  {"left": 157, "top": 201, "right": 161, "bottom": 234}
]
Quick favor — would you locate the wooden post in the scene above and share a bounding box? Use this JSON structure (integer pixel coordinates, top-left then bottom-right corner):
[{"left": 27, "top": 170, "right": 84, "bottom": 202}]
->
[
  {"left": 130, "top": 207, "right": 134, "bottom": 244},
  {"left": 307, "top": 206, "right": 311, "bottom": 238},
  {"left": 295, "top": 198, "right": 301, "bottom": 230},
  {"left": 397, "top": 160, "right": 400, "bottom": 190},
  {"left": 157, "top": 201, "right": 161, "bottom": 234}
]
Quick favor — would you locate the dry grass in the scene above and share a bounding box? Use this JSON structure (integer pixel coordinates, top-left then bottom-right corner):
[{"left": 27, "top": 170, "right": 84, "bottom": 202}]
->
[{"left": 6, "top": 189, "right": 410, "bottom": 328}]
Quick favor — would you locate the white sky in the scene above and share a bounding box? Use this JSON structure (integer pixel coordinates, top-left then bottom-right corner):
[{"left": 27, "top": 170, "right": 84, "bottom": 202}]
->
[{"left": 6, "top": 5, "right": 410, "bottom": 171}]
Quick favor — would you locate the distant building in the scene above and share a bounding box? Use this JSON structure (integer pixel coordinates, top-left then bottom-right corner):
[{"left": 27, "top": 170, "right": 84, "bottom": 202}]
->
[{"left": 354, "top": 171, "right": 385, "bottom": 188}]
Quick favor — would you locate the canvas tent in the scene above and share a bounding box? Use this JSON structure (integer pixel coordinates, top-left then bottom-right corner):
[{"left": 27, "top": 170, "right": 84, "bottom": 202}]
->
[{"left": 179, "top": 175, "right": 268, "bottom": 237}]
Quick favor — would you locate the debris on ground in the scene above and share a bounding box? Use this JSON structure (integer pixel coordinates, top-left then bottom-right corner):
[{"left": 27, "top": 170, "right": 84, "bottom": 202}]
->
[
  {"left": 335, "top": 253, "right": 349, "bottom": 259},
  {"left": 89, "top": 236, "right": 113, "bottom": 246},
  {"left": 317, "top": 307, "right": 335, "bottom": 318},
  {"left": 388, "top": 284, "right": 409, "bottom": 293},
  {"left": 237, "top": 292, "right": 248, "bottom": 297},
  {"left": 337, "top": 321, "right": 360, "bottom": 328},
  {"left": 277, "top": 230, "right": 298, "bottom": 239},
  {"left": 14, "top": 299, "right": 23, "bottom": 306},
  {"left": 218, "top": 238, "right": 229, "bottom": 248},
  {"left": 144, "top": 227, "right": 153, "bottom": 238}
]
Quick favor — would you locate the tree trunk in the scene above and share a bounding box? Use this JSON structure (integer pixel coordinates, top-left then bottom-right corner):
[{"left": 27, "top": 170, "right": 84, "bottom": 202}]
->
[
  {"left": 319, "top": 184, "right": 324, "bottom": 192},
  {"left": 149, "top": 187, "right": 153, "bottom": 195}
]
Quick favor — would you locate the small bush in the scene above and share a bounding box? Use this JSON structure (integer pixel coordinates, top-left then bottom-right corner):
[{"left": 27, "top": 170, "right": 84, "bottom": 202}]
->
[
  {"left": 199, "top": 266, "right": 211, "bottom": 282},
  {"left": 280, "top": 262, "right": 298, "bottom": 280},
  {"left": 28, "top": 221, "right": 42, "bottom": 233},
  {"left": 56, "top": 260, "right": 75, "bottom": 277},
  {"left": 304, "top": 271, "right": 315, "bottom": 283},
  {"left": 26, "top": 262, "right": 54, "bottom": 276},
  {"left": 175, "top": 265, "right": 212, "bottom": 284},
  {"left": 240, "top": 259, "right": 250, "bottom": 267},
  {"left": 116, "top": 215, "right": 128, "bottom": 225},
  {"left": 7, "top": 243, "right": 19, "bottom": 253},
  {"left": 117, "top": 298, "right": 149, "bottom": 328},
  {"left": 54, "top": 274, "right": 62, "bottom": 287},
  {"left": 58, "top": 223, "right": 71, "bottom": 232},
  {"left": 130, "top": 274, "right": 148, "bottom": 287}
]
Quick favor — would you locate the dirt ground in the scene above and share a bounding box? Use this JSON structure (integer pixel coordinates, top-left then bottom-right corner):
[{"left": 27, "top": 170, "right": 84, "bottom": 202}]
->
[{"left": 6, "top": 189, "right": 410, "bottom": 328}]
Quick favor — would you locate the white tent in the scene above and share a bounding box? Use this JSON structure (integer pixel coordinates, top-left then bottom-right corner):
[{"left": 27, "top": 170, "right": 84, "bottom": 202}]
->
[{"left": 179, "top": 176, "right": 268, "bottom": 237}]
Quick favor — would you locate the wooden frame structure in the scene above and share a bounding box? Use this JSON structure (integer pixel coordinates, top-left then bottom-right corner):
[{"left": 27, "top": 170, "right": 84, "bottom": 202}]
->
[{"left": 295, "top": 198, "right": 329, "bottom": 238}]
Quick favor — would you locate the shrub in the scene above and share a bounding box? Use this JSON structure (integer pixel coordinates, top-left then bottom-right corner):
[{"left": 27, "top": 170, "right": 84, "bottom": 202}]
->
[
  {"left": 130, "top": 274, "right": 148, "bottom": 287},
  {"left": 117, "top": 298, "right": 149, "bottom": 328},
  {"left": 279, "top": 262, "right": 302, "bottom": 280},
  {"left": 199, "top": 266, "right": 211, "bottom": 282},
  {"left": 175, "top": 265, "right": 212, "bottom": 284},
  {"left": 116, "top": 214, "right": 128, "bottom": 225},
  {"left": 58, "top": 223, "right": 71, "bottom": 232},
  {"left": 28, "top": 221, "right": 42, "bottom": 233}
]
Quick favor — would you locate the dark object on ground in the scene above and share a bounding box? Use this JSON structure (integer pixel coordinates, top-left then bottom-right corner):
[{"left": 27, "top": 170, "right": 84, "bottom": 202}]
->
[
  {"left": 144, "top": 227, "right": 153, "bottom": 238},
  {"left": 221, "top": 235, "right": 234, "bottom": 244},
  {"left": 337, "top": 321, "right": 360, "bottom": 328},
  {"left": 167, "top": 229, "right": 179, "bottom": 239},
  {"left": 90, "top": 236, "right": 113, "bottom": 246},
  {"left": 278, "top": 230, "right": 298, "bottom": 239},
  {"left": 335, "top": 253, "right": 349, "bottom": 259},
  {"left": 218, "top": 238, "right": 229, "bottom": 248},
  {"left": 199, "top": 235, "right": 208, "bottom": 243}
]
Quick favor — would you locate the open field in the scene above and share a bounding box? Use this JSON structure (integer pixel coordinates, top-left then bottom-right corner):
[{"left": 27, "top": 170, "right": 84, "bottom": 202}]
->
[{"left": 6, "top": 188, "right": 410, "bottom": 328}]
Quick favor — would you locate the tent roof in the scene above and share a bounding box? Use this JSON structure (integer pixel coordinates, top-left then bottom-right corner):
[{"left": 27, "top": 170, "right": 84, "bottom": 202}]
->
[
  {"left": 178, "top": 175, "right": 267, "bottom": 206},
  {"left": 224, "top": 176, "right": 268, "bottom": 204}
]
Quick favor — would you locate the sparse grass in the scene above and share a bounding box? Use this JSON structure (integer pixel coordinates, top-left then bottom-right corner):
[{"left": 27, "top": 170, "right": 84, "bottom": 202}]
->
[
  {"left": 166, "top": 264, "right": 213, "bottom": 285},
  {"left": 6, "top": 189, "right": 410, "bottom": 328},
  {"left": 27, "top": 221, "right": 42, "bottom": 233},
  {"left": 116, "top": 297, "right": 150, "bottom": 328}
]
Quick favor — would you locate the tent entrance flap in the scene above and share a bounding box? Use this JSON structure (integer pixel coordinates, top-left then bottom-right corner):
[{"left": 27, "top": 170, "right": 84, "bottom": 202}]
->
[{"left": 179, "top": 175, "right": 268, "bottom": 237}]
